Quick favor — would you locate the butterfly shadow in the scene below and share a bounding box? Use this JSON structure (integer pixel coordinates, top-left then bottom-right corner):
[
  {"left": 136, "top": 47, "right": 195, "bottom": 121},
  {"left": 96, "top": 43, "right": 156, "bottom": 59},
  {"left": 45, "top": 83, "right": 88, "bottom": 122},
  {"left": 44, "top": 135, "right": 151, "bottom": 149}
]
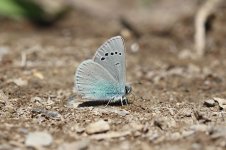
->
[{"left": 78, "top": 100, "right": 129, "bottom": 107}]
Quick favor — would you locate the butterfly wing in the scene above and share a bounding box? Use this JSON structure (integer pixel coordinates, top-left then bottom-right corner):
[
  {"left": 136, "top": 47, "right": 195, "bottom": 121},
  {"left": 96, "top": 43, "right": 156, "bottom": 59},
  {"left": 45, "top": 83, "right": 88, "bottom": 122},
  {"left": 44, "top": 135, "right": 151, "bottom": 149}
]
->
[
  {"left": 93, "top": 36, "right": 126, "bottom": 94},
  {"left": 75, "top": 60, "right": 122, "bottom": 100}
]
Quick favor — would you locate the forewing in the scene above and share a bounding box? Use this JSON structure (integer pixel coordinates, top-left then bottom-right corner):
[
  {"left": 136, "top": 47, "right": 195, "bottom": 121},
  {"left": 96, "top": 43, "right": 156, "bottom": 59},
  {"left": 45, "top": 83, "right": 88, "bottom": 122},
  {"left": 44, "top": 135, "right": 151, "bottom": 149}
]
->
[
  {"left": 75, "top": 60, "right": 122, "bottom": 100},
  {"left": 93, "top": 36, "right": 126, "bottom": 94}
]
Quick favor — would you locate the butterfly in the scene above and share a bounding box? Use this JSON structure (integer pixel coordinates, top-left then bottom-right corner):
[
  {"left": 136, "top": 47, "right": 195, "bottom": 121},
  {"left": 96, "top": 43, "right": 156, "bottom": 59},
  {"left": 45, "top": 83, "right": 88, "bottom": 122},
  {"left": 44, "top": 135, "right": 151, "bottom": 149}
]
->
[{"left": 75, "top": 36, "right": 131, "bottom": 106}]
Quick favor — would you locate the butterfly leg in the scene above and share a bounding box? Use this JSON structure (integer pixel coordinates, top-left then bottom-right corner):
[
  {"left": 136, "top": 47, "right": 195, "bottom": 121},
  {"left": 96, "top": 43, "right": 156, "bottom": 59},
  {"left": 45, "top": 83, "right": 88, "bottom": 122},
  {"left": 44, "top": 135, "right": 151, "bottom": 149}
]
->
[
  {"left": 120, "top": 97, "right": 124, "bottom": 106},
  {"left": 124, "top": 97, "right": 128, "bottom": 105},
  {"left": 105, "top": 98, "right": 113, "bottom": 107}
]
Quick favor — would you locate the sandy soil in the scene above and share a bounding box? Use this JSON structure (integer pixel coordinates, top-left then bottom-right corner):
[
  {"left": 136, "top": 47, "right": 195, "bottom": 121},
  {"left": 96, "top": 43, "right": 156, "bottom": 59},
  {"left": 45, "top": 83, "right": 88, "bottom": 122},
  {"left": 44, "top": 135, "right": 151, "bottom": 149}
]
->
[{"left": 0, "top": 7, "right": 226, "bottom": 150}]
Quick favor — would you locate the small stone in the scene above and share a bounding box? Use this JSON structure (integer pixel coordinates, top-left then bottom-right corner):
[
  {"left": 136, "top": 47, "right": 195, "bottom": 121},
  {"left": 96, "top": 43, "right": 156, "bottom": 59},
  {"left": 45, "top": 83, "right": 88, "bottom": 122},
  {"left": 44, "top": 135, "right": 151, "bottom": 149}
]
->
[
  {"left": 120, "top": 28, "right": 132, "bottom": 39},
  {"left": 190, "top": 124, "right": 209, "bottom": 132},
  {"left": 58, "top": 139, "right": 89, "bottom": 150},
  {"left": 0, "top": 90, "right": 8, "bottom": 102},
  {"left": 0, "top": 90, "right": 8, "bottom": 107},
  {"left": 33, "top": 71, "right": 44, "bottom": 79},
  {"left": 67, "top": 95, "right": 82, "bottom": 108},
  {"left": 188, "top": 64, "right": 200, "bottom": 74},
  {"left": 85, "top": 120, "right": 110, "bottom": 134},
  {"left": 19, "top": 128, "right": 29, "bottom": 134},
  {"left": 147, "top": 131, "right": 159, "bottom": 142},
  {"left": 74, "top": 126, "right": 85, "bottom": 134},
  {"left": 25, "top": 131, "right": 53, "bottom": 147},
  {"left": 0, "top": 47, "right": 9, "bottom": 61},
  {"left": 113, "top": 109, "right": 130, "bottom": 117},
  {"left": 129, "top": 123, "right": 144, "bottom": 131},
  {"left": 179, "top": 108, "right": 192, "bottom": 117},
  {"left": 31, "top": 108, "right": 62, "bottom": 120},
  {"left": 45, "top": 111, "right": 62, "bottom": 120},
  {"left": 211, "top": 126, "right": 226, "bottom": 139},
  {"left": 178, "top": 49, "right": 195, "bottom": 59},
  {"left": 213, "top": 97, "right": 226, "bottom": 110},
  {"left": 183, "top": 109, "right": 192, "bottom": 117},
  {"left": 169, "top": 132, "right": 181, "bottom": 141},
  {"left": 181, "top": 130, "right": 194, "bottom": 138},
  {"left": 154, "top": 117, "right": 177, "bottom": 130},
  {"left": 5, "top": 105, "right": 15, "bottom": 113},
  {"left": 134, "top": 131, "right": 142, "bottom": 137},
  {"left": 168, "top": 67, "right": 184, "bottom": 76},
  {"left": 12, "top": 78, "right": 28, "bottom": 86},
  {"left": 31, "top": 97, "right": 43, "bottom": 103},
  {"left": 191, "top": 143, "right": 202, "bottom": 150},
  {"left": 130, "top": 43, "right": 140, "bottom": 53},
  {"left": 193, "top": 110, "right": 211, "bottom": 123},
  {"left": 204, "top": 99, "right": 215, "bottom": 107}
]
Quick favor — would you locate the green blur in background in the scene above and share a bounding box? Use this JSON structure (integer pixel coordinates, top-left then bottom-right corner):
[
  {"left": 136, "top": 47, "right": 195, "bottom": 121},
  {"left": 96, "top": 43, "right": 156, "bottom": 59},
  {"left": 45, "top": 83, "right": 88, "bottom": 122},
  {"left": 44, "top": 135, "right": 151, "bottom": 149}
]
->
[{"left": 0, "top": 0, "right": 69, "bottom": 26}]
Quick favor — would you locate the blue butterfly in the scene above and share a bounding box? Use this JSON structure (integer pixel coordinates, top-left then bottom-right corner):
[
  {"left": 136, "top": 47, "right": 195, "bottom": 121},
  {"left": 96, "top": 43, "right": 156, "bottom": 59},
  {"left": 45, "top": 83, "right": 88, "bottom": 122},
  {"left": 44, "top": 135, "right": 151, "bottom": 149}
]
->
[{"left": 75, "top": 36, "right": 131, "bottom": 106}]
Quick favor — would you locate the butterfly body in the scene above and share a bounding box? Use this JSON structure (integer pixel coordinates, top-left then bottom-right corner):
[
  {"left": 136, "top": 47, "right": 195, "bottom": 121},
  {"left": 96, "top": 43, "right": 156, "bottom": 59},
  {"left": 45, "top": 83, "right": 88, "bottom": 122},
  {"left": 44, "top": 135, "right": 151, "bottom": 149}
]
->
[{"left": 75, "top": 36, "right": 131, "bottom": 105}]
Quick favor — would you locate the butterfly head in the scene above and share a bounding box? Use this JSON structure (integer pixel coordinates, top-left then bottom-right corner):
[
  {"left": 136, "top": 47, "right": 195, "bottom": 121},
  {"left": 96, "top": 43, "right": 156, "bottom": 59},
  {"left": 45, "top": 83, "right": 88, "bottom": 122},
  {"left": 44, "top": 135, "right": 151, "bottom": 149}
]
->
[{"left": 125, "top": 84, "right": 132, "bottom": 95}]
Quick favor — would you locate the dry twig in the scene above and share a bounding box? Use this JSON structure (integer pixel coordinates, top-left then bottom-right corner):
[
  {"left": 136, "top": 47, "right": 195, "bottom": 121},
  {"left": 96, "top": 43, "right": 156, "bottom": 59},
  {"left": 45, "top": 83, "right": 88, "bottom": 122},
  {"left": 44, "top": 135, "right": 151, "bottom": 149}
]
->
[{"left": 194, "top": 0, "right": 223, "bottom": 57}]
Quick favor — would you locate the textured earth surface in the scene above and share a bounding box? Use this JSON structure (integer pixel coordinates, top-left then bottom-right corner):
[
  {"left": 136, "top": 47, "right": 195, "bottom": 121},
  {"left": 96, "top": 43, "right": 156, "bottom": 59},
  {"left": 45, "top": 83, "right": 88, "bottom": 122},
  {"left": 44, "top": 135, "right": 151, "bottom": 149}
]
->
[{"left": 0, "top": 4, "right": 226, "bottom": 150}]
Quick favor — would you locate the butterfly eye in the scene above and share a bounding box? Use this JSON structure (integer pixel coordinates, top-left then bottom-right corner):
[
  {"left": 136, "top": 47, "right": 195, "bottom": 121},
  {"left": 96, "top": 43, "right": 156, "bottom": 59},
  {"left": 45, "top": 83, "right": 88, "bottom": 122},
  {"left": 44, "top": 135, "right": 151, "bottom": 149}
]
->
[
  {"left": 105, "top": 53, "right": 108, "bottom": 56},
  {"left": 115, "top": 52, "right": 118, "bottom": 54},
  {"left": 101, "top": 57, "right": 105, "bottom": 60},
  {"left": 119, "top": 53, "right": 122, "bottom": 55},
  {"left": 111, "top": 52, "right": 114, "bottom": 55}
]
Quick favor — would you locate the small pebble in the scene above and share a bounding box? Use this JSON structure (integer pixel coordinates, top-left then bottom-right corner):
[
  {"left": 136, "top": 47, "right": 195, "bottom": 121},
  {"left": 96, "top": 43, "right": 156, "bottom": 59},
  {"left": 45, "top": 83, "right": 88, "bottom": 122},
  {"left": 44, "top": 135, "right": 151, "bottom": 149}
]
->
[
  {"left": 213, "top": 97, "right": 226, "bottom": 110},
  {"left": 85, "top": 120, "right": 110, "bottom": 134},
  {"left": 0, "top": 90, "right": 8, "bottom": 103},
  {"left": 181, "top": 130, "right": 195, "bottom": 138},
  {"left": 190, "top": 124, "right": 209, "bottom": 132},
  {"left": 178, "top": 49, "right": 194, "bottom": 59},
  {"left": 130, "top": 43, "right": 140, "bottom": 53},
  {"left": 74, "top": 126, "right": 85, "bottom": 134},
  {"left": 180, "top": 108, "right": 192, "bottom": 117},
  {"left": 25, "top": 131, "right": 53, "bottom": 147},
  {"left": 147, "top": 131, "right": 159, "bottom": 142},
  {"left": 31, "top": 108, "right": 61, "bottom": 120},
  {"left": 204, "top": 99, "right": 215, "bottom": 107},
  {"left": 211, "top": 126, "right": 226, "bottom": 139},
  {"left": 45, "top": 111, "right": 62, "bottom": 120},
  {"left": 192, "top": 143, "right": 202, "bottom": 150},
  {"left": 120, "top": 28, "right": 132, "bottom": 39},
  {"left": 0, "top": 47, "right": 9, "bottom": 61},
  {"left": 129, "top": 123, "right": 144, "bottom": 131},
  {"left": 58, "top": 139, "right": 89, "bottom": 150},
  {"left": 12, "top": 78, "right": 28, "bottom": 86},
  {"left": 113, "top": 109, "right": 130, "bottom": 117},
  {"left": 31, "top": 97, "right": 43, "bottom": 103},
  {"left": 169, "top": 132, "right": 181, "bottom": 141}
]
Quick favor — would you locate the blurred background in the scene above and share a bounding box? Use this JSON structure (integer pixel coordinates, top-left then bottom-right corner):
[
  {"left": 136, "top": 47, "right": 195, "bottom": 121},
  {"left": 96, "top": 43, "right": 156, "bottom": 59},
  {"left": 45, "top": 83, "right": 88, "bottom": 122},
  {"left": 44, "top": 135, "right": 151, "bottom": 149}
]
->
[{"left": 0, "top": 0, "right": 226, "bottom": 149}]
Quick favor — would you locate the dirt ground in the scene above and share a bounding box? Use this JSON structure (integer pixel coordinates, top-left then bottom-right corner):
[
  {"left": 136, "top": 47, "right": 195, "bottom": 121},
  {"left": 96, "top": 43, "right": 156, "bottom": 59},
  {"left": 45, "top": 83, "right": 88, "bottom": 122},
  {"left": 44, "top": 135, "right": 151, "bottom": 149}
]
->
[{"left": 0, "top": 4, "right": 226, "bottom": 150}]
